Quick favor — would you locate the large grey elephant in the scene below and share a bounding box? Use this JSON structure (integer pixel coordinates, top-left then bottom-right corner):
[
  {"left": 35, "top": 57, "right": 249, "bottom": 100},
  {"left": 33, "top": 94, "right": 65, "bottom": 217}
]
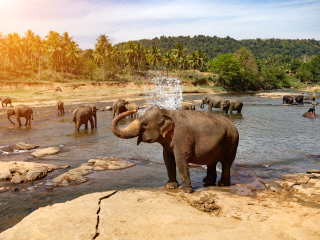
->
[
  {"left": 283, "top": 95, "right": 294, "bottom": 104},
  {"left": 111, "top": 106, "right": 239, "bottom": 193},
  {"left": 125, "top": 103, "right": 139, "bottom": 118},
  {"left": 200, "top": 96, "right": 225, "bottom": 112},
  {"left": 179, "top": 102, "right": 195, "bottom": 110},
  {"left": 113, "top": 99, "right": 128, "bottom": 118},
  {"left": 221, "top": 99, "right": 243, "bottom": 113},
  {"left": 71, "top": 106, "right": 94, "bottom": 131},
  {"left": 86, "top": 104, "right": 98, "bottom": 127},
  {"left": 1, "top": 96, "right": 12, "bottom": 108},
  {"left": 7, "top": 105, "right": 33, "bottom": 127},
  {"left": 56, "top": 100, "right": 64, "bottom": 115},
  {"left": 295, "top": 95, "right": 304, "bottom": 103}
]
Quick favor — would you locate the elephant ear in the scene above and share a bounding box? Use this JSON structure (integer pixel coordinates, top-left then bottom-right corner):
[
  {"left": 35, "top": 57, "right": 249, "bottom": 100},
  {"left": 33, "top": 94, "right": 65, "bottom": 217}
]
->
[{"left": 159, "top": 115, "right": 174, "bottom": 138}]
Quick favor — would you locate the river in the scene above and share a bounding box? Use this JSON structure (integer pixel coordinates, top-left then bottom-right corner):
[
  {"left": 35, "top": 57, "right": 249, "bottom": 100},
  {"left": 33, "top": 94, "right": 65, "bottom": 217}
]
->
[{"left": 0, "top": 90, "right": 319, "bottom": 232}]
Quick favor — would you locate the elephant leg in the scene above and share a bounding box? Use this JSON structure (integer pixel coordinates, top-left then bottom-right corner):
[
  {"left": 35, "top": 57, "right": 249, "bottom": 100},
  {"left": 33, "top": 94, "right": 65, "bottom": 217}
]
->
[
  {"left": 163, "top": 149, "right": 178, "bottom": 189},
  {"left": 85, "top": 122, "right": 88, "bottom": 129},
  {"left": 209, "top": 104, "right": 212, "bottom": 113},
  {"left": 89, "top": 118, "right": 94, "bottom": 129},
  {"left": 28, "top": 117, "right": 31, "bottom": 127},
  {"left": 62, "top": 108, "right": 65, "bottom": 114},
  {"left": 218, "top": 148, "right": 237, "bottom": 186},
  {"left": 16, "top": 117, "right": 22, "bottom": 127},
  {"left": 77, "top": 122, "right": 81, "bottom": 131},
  {"left": 25, "top": 117, "right": 28, "bottom": 126},
  {"left": 174, "top": 150, "right": 193, "bottom": 193},
  {"left": 94, "top": 116, "right": 97, "bottom": 128},
  {"left": 203, "top": 162, "right": 217, "bottom": 185}
]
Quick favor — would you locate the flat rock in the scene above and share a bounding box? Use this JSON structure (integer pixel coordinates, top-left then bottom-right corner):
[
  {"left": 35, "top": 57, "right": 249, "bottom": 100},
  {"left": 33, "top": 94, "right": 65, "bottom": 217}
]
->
[
  {"left": 105, "top": 106, "right": 112, "bottom": 111},
  {"left": 51, "top": 157, "right": 135, "bottom": 187},
  {"left": 307, "top": 169, "right": 320, "bottom": 174},
  {"left": 0, "top": 191, "right": 116, "bottom": 240},
  {"left": 16, "top": 142, "right": 39, "bottom": 150},
  {"left": 0, "top": 162, "right": 69, "bottom": 184},
  {"left": 31, "top": 147, "right": 60, "bottom": 157}
]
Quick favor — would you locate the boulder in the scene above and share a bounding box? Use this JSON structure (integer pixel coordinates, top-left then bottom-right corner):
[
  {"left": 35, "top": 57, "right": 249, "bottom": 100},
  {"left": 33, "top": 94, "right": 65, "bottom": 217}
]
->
[
  {"left": 105, "top": 106, "right": 112, "bottom": 111},
  {"left": 16, "top": 142, "right": 39, "bottom": 150},
  {"left": 31, "top": 147, "right": 60, "bottom": 157},
  {"left": 0, "top": 162, "right": 69, "bottom": 184},
  {"left": 51, "top": 157, "right": 135, "bottom": 187}
]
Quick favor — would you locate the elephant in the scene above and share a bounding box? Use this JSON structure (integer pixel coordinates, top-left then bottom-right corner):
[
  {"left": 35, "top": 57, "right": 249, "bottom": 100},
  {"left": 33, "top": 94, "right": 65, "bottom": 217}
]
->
[
  {"left": 113, "top": 99, "right": 129, "bottom": 119},
  {"left": 221, "top": 99, "right": 243, "bottom": 113},
  {"left": 295, "top": 95, "right": 304, "bottom": 103},
  {"left": 179, "top": 102, "right": 195, "bottom": 110},
  {"left": 1, "top": 96, "right": 12, "bottom": 108},
  {"left": 56, "top": 100, "right": 65, "bottom": 115},
  {"left": 200, "top": 96, "right": 225, "bottom": 112},
  {"left": 86, "top": 104, "right": 98, "bottom": 127},
  {"left": 125, "top": 103, "right": 139, "bottom": 118},
  {"left": 71, "top": 106, "right": 94, "bottom": 131},
  {"left": 7, "top": 105, "right": 33, "bottom": 127},
  {"left": 302, "top": 112, "right": 319, "bottom": 117},
  {"left": 283, "top": 95, "right": 294, "bottom": 104},
  {"left": 111, "top": 106, "right": 239, "bottom": 193}
]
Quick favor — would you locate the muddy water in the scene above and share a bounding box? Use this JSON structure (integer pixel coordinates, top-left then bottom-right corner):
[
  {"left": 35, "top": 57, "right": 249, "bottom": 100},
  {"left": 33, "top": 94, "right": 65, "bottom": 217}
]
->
[{"left": 1, "top": 91, "right": 320, "bottom": 232}]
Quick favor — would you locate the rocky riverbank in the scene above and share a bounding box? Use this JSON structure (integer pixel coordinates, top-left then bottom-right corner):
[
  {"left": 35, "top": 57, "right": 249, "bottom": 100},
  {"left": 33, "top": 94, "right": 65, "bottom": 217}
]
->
[{"left": 1, "top": 170, "right": 319, "bottom": 240}]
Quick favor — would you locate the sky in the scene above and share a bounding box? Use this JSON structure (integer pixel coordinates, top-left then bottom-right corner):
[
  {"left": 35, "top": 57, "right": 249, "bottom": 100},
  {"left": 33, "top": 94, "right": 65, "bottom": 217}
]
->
[{"left": 0, "top": 0, "right": 319, "bottom": 49}]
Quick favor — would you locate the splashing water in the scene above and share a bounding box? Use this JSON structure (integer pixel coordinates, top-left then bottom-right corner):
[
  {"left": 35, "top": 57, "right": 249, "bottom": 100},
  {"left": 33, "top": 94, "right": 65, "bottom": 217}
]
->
[{"left": 138, "top": 77, "right": 183, "bottom": 116}]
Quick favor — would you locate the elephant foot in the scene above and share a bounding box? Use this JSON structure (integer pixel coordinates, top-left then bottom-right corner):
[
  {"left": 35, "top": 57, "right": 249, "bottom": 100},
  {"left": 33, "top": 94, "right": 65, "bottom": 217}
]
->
[
  {"left": 166, "top": 181, "right": 179, "bottom": 189},
  {"left": 203, "top": 176, "right": 216, "bottom": 186},
  {"left": 218, "top": 178, "right": 230, "bottom": 187},
  {"left": 179, "top": 185, "right": 193, "bottom": 193}
]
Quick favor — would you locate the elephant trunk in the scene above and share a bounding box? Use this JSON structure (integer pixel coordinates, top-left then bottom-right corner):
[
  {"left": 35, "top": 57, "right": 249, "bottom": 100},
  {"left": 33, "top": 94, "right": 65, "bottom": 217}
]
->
[
  {"left": 7, "top": 115, "right": 15, "bottom": 125},
  {"left": 111, "top": 110, "right": 140, "bottom": 139},
  {"left": 200, "top": 102, "right": 204, "bottom": 109}
]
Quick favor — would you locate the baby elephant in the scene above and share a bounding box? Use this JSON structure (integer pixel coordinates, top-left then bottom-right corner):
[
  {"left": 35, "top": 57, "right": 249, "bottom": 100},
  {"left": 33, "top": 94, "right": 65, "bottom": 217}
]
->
[
  {"left": 125, "top": 103, "right": 139, "bottom": 118},
  {"left": 180, "top": 102, "right": 195, "bottom": 110},
  {"left": 221, "top": 99, "right": 243, "bottom": 113},
  {"left": 71, "top": 106, "right": 94, "bottom": 131},
  {"left": 7, "top": 105, "right": 33, "bottom": 127},
  {"left": 56, "top": 100, "right": 65, "bottom": 115},
  {"left": 1, "top": 96, "right": 12, "bottom": 108}
]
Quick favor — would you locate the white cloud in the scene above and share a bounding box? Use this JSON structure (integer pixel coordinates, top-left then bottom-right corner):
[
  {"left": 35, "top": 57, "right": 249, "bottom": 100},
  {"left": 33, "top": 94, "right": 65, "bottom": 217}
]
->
[{"left": 0, "top": 0, "right": 319, "bottom": 49}]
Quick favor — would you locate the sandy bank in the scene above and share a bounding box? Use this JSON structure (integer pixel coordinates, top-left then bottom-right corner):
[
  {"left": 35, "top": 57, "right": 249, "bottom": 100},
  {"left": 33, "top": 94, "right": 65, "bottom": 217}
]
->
[
  {"left": 1, "top": 170, "right": 320, "bottom": 240},
  {"left": 256, "top": 92, "right": 302, "bottom": 98}
]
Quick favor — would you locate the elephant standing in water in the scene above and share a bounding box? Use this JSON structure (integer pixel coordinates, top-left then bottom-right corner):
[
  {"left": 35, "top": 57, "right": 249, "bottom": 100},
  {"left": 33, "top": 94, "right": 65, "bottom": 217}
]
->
[
  {"left": 7, "top": 105, "right": 33, "bottom": 127},
  {"left": 56, "top": 100, "right": 65, "bottom": 115},
  {"left": 295, "top": 95, "right": 304, "bottom": 103},
  {"left": 179, "top": 102, "right": 195, "bottom": 110},
  {"left": 71, "top": 106, "right": 94, "bottom": 131},
  {"left": 221, "top": 99, "right": 243, "bottom": 113},
  {"left": 111, "top": 106, "right": 239, "bottom": 193},
  {"left": 125, "top": 103, "right": 139, "bottom": 118},
  {"left": 283, "top": 95, "right": 294, "bottom": 104},
  {"left": 200, "top": 96, "right": 225, "bottom": 112},
  {"left": 113, "top": 99, "right": 128, "bottom": 118},
  {"left": 1, "top": 96, "right": 12, "bottom": 107}
]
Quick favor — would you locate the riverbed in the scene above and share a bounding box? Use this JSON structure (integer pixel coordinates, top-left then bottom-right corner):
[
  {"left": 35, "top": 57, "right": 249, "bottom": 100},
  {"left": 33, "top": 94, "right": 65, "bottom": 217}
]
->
[{"left": 0, "top": 90, "right": 319, "bottom": 232}]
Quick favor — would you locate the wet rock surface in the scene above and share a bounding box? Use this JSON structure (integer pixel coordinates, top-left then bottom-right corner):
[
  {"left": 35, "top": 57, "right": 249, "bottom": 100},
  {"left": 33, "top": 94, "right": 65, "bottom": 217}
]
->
[
  {"left": 15, "top": 142, "right": 39, "bottom": 150},
  {"left": 0, "top": 162, "right": 69, "bottom": 184},
  {"left": 51, "top": 157, "right": 135, "bottom": 187},
  {"left": 31, "top": 147, "right": 60, "bottom": 157}
]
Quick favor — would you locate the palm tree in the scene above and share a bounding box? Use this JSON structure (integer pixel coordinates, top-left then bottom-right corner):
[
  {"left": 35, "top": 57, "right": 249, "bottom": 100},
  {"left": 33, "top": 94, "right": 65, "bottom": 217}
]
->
[
  {"left": 46, "top": 31, "right": 62, "bottom": 78},
  {"left": 147, "top": 45, "right": 162, "bottom": 69},
  {"left": 135, "top": 42, "right": 144, "bottom": 72},
  {"left": 163, "top": 51, "right": 174, "bottom": 77},
  {"left": 123, "top": 41, "right": 135, "bottom": 75},
  {"left": 172, "top": 42, "right": 186, "bottom": 76},
  {"left": 4, "top": 33, "right": 17, "bottom": 71},
  {"left": 66, "top": 42, "right": 81, "bottom": 75},
  {"left": 196, "top": 49, "right": 207, "bottom": 77},
  {"left": 24, "top": 30, "right": 35, "bottom": 65},
  {"left": 32, "top": 35, "right": 45, "bottom": 81},
  {"left": 188, "top": 51, "right": 199, "bottom": 79},
  {"left": 179, "top": 55, "right": 189, "bottom": 75},
  {"left": 60, "top": 32, "right": 74, "bottom": 75},
  {"left": 95, "top": 34, "right": 110, "bottom": 80}
]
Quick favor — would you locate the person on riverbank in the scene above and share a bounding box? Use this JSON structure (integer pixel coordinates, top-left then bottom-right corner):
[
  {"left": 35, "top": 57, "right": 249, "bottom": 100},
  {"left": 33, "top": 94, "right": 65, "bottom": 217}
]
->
[
  {"left": 308, "top": 106, "right": 316, "bottom": 116},
  {"left": 313, "top": 92, "right": 316, "bottom": 102}
]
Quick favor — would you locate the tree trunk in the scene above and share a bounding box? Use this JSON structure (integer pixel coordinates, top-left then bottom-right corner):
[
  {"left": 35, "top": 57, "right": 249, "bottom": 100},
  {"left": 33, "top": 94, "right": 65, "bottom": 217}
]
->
[
  {"left": 102, "top": 58, "right": 105, "bottom": 81},
  {"left": 38, "top": 56, "right": 41, "bottom": 81}
]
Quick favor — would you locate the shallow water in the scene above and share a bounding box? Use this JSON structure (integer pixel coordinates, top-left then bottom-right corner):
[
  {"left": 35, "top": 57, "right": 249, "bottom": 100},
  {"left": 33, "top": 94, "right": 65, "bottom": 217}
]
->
[{"left": 1, "top": 90, "right": 320, "bottom": 232}]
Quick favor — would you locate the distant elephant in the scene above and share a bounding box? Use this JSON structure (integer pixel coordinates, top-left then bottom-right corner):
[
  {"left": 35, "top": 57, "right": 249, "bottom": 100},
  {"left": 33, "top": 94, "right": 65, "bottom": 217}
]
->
[
  {"left": 125, "top": 103, "right": 139, "bottom": 118},
  {"left": 56, "top": 100, "right": 64, "bottom": 115},
  {"left": 1, "top": 96, "right": 12, "bottom": 108},
  {"left": 7, "top": 105, "right": 33, "bottom": 127},
  {"left": 283, "top": 95, "right": 294, "bottom": 104},
  {"left": 113, "top": 99, "right": 129, "bottom": 119},
  {"left": 303, "top": 95, "right": 313, "bottom": 100},
  {"left": 86, "top": 104, "right": 98, "bottom": 127},
  {"left": 295, "top": 95, "right": 304, "bottom": 103},
  {"left": 111, "top": 106, "right": 239, "bottom": 193},
  {"left": 71, "top": 106, "right": 94, "bottom": 131},
  {"left": 200, "top": 96, "right": 225, "bottom": 112},
  {"left": 302, "top": 112, "right": 319, "bottom": 117},
  {"left": 221, "top": 99, "right": 243, "bottom": 113},
  {"left": 179, "top": 102, "right": 195, "bottom": 110}
]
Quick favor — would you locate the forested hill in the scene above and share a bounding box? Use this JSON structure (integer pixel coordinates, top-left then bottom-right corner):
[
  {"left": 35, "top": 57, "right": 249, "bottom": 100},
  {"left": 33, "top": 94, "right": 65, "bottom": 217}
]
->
[{"left": 115, "top": 35, "right": 320, "bottom": 60}]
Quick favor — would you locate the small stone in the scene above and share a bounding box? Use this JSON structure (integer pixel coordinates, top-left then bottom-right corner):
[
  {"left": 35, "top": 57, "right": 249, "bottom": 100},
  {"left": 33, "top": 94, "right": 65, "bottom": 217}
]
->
[
  {"left": 16, "top": 142, "right": 39, "bottom": 150},
  {"left": 31, "top": 147, "right": 60, "bottom": 158}
]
